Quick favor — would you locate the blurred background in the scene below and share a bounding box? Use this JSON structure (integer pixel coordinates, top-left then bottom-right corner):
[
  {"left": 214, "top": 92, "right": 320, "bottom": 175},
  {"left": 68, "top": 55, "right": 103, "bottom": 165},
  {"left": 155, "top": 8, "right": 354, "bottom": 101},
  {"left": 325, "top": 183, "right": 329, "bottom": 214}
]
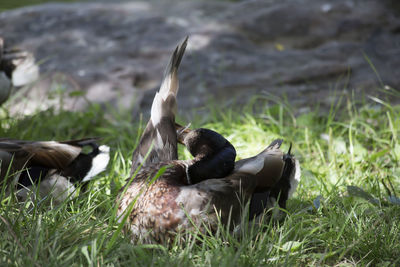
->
[{"left": 1, "top": 0, "right": 399, "bottom": 116}]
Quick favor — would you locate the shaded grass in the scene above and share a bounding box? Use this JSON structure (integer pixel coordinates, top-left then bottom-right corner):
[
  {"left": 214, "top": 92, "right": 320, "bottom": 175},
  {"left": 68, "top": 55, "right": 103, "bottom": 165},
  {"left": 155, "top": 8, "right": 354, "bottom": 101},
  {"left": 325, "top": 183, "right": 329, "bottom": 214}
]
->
[
  {"left": 0, "top": 90, "right": 399, "bottom": 266},
  {"left": 0, "top": 0, "right": 89, "bottom": 12}
]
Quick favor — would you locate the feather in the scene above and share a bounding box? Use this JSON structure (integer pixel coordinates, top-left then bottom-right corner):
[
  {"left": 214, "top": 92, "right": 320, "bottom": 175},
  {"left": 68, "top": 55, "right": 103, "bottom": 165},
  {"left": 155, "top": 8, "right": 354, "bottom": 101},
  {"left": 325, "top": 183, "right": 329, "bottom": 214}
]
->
[
  {"left": 0, "top": 138, "right": 100, "bottom": 170},
  {"left": 130, "top": 37, "right": 188, "bottom": 175},
  {"left": 247, "top": 142, "right": 301, "bottom": 218}
]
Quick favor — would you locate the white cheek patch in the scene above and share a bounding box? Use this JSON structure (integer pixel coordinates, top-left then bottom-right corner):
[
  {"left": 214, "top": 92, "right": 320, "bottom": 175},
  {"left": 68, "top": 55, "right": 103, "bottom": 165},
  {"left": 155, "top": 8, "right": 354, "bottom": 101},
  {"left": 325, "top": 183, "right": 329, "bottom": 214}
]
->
[
  {"left": 235, "top": 155, "right": 264, "bottom": 175},
  {"left": 82, "top": 145, "right": 110, "bottom": 182}
]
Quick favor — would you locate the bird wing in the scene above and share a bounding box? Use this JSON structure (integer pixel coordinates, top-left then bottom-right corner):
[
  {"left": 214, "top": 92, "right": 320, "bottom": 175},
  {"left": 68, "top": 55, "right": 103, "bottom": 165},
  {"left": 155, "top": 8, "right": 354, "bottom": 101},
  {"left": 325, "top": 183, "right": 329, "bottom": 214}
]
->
[
  {"left": 130, "top": 37, "right": 188, "bottom": 175},
  {"left": 174, "top": 174, "right": 258, "bottom": 231},
  {"left": 0, "top": 138, "right": 102, "bottom": 170},
  {"left": 245, "top": 141, "right": 301, "bottom": 218},
  {"left": 1, "top": 137, "right": 109, "bottom": 187}
]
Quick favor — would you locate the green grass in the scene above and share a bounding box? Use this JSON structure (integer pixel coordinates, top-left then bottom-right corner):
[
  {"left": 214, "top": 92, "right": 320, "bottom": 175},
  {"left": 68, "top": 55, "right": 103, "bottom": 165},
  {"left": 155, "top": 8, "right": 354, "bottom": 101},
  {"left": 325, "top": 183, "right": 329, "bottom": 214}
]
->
[
  {"left": 0, "top": 89, "right": 399, "bottom": 266},
  {"left": 0, "top": 0, "right": 88, "bottom": 12}
]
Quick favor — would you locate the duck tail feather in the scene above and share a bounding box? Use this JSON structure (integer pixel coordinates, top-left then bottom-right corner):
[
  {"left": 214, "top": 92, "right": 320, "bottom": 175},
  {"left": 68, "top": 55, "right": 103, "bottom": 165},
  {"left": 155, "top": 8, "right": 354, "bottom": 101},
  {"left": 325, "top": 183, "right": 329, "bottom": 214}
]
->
[
  {"left": 287, "top": 142, "right": 292, "bottom": 155},
  {"left": 248, "top": 144, "right": 301, "bottom": 219},
  {"left": 264, "top": 139, "right": 283, "bottom": 151},
  {"left": 268, "top": 152, "right": 300, "bottom": 209}
]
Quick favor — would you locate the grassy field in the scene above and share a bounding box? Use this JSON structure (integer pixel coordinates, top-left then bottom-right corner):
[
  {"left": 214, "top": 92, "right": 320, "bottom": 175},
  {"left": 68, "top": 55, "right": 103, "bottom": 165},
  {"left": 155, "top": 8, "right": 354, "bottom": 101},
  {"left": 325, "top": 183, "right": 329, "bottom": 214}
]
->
[{"left": 0, "top": 89, "right": 399, "bottom": 266}]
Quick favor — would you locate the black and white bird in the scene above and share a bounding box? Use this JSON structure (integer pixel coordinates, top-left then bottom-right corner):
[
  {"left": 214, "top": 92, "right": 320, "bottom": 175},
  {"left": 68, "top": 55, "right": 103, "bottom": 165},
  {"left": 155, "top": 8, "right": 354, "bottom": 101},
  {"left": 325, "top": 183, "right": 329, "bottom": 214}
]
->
[
  {"left": 117, "top": 37, "right": 300, "bottom": 243},
  {"left": 0, "top": 138, "right": 110, "bottom": 204},
  {"left": 0, "top": 37, "right": 39, "bottom": 105}
]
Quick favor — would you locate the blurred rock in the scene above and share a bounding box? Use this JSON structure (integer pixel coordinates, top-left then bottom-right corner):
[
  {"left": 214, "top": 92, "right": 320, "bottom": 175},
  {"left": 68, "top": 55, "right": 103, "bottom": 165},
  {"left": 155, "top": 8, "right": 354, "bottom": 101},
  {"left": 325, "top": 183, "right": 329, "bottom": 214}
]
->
[{"left": 0, "top": 0, "right": 399, "bottom": 115}]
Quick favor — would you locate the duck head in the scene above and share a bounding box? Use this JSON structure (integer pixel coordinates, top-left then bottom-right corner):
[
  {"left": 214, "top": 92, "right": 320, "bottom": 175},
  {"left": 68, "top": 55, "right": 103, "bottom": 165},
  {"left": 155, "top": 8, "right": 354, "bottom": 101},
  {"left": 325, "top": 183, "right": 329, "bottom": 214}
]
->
[{"left": 178, "top": 128, "right": 236, "bottom": 184}]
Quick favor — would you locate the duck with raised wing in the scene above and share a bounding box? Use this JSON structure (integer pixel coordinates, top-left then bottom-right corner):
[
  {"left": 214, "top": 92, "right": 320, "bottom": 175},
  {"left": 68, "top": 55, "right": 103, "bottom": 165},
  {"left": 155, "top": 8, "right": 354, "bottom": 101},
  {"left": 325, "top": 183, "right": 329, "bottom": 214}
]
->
[
  {"left": 117, "top": 38, "right": 300, "bottom": 243},
  {"left": 0, "top": 138, "right": 110, "bottom": 204}
]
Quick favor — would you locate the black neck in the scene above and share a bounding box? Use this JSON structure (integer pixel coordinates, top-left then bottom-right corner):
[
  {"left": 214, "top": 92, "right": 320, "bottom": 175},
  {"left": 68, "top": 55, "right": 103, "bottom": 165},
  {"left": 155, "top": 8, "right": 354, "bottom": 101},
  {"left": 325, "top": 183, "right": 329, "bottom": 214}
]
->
[{"left": 185, "top": 128, "right": 236, "bottom": 184}]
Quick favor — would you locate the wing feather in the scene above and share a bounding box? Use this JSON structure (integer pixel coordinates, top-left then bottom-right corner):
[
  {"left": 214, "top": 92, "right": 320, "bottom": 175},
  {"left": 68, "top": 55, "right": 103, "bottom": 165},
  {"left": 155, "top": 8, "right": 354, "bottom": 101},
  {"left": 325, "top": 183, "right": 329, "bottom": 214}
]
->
[{"left": 131, "top": 37, "right": 188, "bottom": 174}]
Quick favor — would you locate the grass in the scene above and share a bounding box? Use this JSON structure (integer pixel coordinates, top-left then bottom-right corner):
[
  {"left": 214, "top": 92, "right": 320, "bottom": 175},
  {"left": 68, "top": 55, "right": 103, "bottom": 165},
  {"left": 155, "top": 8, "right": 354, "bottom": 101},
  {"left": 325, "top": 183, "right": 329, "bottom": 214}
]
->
[
  {"left": 0, "top": 89, "right": 399, "bottom": 266},
  {"left": 0, "top": 0, "right": 88, "bottom": 12}
]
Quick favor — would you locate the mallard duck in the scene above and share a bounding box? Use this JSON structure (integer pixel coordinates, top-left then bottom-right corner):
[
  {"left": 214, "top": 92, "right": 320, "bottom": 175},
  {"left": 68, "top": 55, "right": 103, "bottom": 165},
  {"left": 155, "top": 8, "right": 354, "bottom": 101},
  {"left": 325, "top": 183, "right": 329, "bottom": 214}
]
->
[
  {"left": 117, "top": 38, "right": 300, "bottom": 243},
  {"left": 0, "top": 138, "right": 110, "bottom": 203}
]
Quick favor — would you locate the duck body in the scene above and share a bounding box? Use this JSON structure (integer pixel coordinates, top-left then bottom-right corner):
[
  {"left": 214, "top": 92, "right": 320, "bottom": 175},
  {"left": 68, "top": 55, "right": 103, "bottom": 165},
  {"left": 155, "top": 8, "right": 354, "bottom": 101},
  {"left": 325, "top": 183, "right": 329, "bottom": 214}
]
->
[
  {"left": 0, "top": 138, "right": 110, "bottom": 203},
  {"left": 119, "top": 127, "right": 238, "bottom": 242},
  {"left": 119, "top": 166, "right": 245, "bottom": 243},
  {"left": 118, "top": 138, "right": 299, "bottom": 243},
  {"left": 119, "top": 161, "right": 188, "bottom": 242}
]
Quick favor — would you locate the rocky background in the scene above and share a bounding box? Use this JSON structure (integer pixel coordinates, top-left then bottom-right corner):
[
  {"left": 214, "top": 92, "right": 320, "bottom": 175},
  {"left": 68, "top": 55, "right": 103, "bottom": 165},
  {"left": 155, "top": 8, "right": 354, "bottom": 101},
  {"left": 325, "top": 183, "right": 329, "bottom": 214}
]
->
[{"left": 0, "top": 0, "right": 399, "bottom": 116}]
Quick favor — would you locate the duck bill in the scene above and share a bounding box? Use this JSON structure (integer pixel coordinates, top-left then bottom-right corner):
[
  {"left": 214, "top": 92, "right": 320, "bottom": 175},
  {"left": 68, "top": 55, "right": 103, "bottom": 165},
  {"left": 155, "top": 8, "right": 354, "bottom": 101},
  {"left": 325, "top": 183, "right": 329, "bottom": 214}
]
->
[{"left": 175, "top": 122, "right": 192, "bottom": 144}]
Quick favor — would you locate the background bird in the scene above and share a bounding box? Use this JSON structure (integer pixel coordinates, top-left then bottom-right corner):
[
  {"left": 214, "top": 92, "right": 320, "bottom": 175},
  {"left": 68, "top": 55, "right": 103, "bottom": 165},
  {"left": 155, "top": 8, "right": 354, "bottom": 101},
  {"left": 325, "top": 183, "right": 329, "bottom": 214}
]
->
[
  {"left": 0, "top": 37, "right": 39, "bottom": 105},
  {"left": 0, "top": 138, "right": 110, "bottom": 204}
]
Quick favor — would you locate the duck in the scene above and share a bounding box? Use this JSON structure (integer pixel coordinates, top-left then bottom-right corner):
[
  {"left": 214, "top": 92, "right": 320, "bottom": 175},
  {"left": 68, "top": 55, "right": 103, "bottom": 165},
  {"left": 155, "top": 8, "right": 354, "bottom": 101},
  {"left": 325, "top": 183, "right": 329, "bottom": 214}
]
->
[
  {"left": 117, "top": 37, "right": 300, "bottom": 243},
  {"left": 0, "top": 138, "right": 110, "bottom": 204},
  {"left": 0, "top": 36, "right": 39, "bottom": 105}
]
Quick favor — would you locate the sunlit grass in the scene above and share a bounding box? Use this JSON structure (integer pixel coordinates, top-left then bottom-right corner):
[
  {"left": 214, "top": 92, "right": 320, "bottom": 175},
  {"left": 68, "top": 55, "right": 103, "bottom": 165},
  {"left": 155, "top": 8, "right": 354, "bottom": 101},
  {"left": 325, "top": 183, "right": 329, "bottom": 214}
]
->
[{"left": 0, "top": 89, "right": 399, "bottom": 266}]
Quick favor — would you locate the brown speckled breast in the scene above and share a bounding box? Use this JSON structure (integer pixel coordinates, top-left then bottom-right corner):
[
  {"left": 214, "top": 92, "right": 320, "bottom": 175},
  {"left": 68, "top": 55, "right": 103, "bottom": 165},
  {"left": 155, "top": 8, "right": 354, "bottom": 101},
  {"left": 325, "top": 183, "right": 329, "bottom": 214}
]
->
[
  {"left": 117, "top": 161, "right": 190, "bottom": 243},
  {"left": 116, "top": 161, "right": 257, "bottom": 244}
]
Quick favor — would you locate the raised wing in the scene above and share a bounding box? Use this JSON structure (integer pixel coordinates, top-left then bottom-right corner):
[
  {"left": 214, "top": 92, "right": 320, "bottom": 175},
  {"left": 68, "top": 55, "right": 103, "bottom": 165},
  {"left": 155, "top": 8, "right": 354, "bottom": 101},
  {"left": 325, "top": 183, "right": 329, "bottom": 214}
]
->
[{"left": 130, "top": 37, "right": 188, "bottom": 175}]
